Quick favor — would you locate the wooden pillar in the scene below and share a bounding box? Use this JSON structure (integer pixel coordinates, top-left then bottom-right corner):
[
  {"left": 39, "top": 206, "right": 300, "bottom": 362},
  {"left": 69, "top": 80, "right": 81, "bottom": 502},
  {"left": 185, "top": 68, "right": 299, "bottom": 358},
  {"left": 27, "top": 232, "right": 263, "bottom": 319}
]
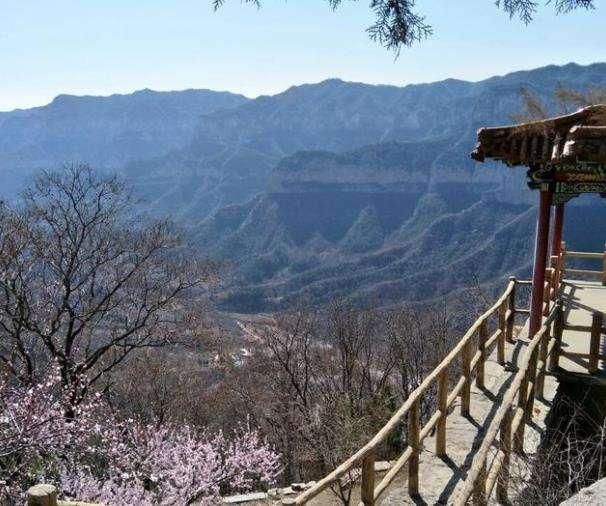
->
[
  {"left": 461, "top": 340, "right": 472, "bottom": 417},
  {"left": 497, "top": 301, "right": 506, "bottom": 364},
  {"left": 476, "top": 321, "right": 487, "bottom": 389},
  {"left": 589, "top": 312, "right": 603, "bottom": 374},
  {"left": 436, "top": 367, "right": 448, "bottom": 457},
  {"left": 361, "top": 449, "right": 376, "bottom": 505},
  {"left": 497, "top": 407, "right": 513, "bottom": 503},
  {"left": 550, "top": 302, "right": 564, "bottom": 371},
  {"left": 408, "top": 400, "right": 420, "bottom": 497},
  {"left": 551, "top": 203, "right": 565, "bottom": 258},
  {"left": 27, "top": 485, "right": 58, "bottom": 506},
  {"left": 530, "top": 186, "right": 552, "bottom": 336},
  {"left": 506, "top": 277, "right": 516, "bottom": 343},
  {"left": 472, "top": 463, "right": 487, "bottom": 505}
]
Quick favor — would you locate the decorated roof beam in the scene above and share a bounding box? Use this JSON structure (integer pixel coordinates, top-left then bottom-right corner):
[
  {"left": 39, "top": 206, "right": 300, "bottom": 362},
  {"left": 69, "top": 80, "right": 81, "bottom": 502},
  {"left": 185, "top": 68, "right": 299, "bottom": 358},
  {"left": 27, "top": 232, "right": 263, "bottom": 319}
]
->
[{"left": 471, "top": 104, "right": 606, "bottom": 203}]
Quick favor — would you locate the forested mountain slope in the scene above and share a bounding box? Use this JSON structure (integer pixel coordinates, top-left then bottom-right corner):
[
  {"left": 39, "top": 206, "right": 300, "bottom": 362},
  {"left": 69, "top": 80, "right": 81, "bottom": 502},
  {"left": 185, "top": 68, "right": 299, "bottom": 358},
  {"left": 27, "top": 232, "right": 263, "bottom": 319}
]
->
[{"left": 2, "top": 62, "right": 605, "bottom": 311}]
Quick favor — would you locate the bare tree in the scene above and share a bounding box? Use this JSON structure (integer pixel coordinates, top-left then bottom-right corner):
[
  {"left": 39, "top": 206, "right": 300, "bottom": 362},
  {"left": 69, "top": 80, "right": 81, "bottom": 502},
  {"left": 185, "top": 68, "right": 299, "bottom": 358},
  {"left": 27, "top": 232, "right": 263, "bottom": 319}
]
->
[
  {"left": 0, "top": 164, "right": 216, "bottom": 414},
  {"left": 225, "top": 300, "right": 454, "bottom": 504},
  {"left": 213, "top": 0, "right": 595, "bottom": 52},
  {"left": 509, "top": 389, "right": 606, "bottom": 505},
  {"left": 512, "top": 84, "right": 606, "bottom": 123}
]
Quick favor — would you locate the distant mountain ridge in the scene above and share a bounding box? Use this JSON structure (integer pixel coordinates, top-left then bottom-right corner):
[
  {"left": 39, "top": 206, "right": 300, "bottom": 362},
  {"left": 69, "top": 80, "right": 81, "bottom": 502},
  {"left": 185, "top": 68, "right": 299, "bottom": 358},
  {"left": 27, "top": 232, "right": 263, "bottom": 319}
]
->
[
  {"left": 0, "top": 88, "right": 248, "bottom": 195},
  {"left": 124, "top": 62, "right": 606, "bottom": 221},
  {"left": 1, "top": 63, "right": 605, "bottom": 311}
]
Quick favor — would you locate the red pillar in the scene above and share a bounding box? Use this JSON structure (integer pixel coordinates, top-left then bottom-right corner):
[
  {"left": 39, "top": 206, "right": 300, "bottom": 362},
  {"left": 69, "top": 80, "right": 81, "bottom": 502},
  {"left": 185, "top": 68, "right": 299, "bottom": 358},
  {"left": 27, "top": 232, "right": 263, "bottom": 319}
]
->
[
  {"left": 529, "top": 187, "right": 552, "bottom": 336},
  {"left": 551, "top": 203, "right": 565, "bottom": 258}
]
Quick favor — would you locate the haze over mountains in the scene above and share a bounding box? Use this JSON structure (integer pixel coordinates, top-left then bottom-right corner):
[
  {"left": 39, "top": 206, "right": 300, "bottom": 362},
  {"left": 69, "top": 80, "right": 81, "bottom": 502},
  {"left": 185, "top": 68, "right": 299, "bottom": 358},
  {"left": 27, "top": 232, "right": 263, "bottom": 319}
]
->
[{"left": 1, "top": 62, "right": 605, "bottom": 311}]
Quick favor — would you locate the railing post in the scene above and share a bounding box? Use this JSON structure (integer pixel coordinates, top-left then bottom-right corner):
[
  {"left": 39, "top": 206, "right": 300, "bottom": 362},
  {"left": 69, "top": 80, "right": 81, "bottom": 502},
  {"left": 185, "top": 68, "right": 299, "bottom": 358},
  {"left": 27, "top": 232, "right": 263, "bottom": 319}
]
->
[
  {"left": 408, "top": 399, "right": 420, "bottom": 497},
  {"left": 476, "top": 320, "right": 487, "bottom": 389},
  {"left": 461, "top": 340, "right": 472, "bottom": 417},
  {"left": 525, "top": 347, "right": 538, "bottom": 422},
  {"left": 496, "top": 407, "right": 513, "bottom": 503},
  {"left": 506, "top": 277, "right": 516, "bottom": 343},
  {"left": 550, "top": 302, "right": 564, "bottom": 372},
  {"left": 361, "top": 449, "right": 376, "bottom": 506},
  {"left": 560, "top": 241, "right": 567, "bottom": 283},
  {"left": 27, "top": 485, "right": 58, "bottom": 506},
  {"left": 472, "top": 463, "right": 487, "bottom": 506},
  {"left": 536, "top": 326, "right": 548, "bottom": 399},
  {"left": 498, "top": 301, "right": 506, "bottom": 365},
  {"left": 514, "top": 367, "right": 529, "bottom": 454},
  {"left": 436, "top": 367, "right": 448, "bottom": 457},
  {"left": 543, "top": 269, "right": 552, "bottom": 316},
  {"left": 589, "top": 312, "right": 603, "bottom": 374}
]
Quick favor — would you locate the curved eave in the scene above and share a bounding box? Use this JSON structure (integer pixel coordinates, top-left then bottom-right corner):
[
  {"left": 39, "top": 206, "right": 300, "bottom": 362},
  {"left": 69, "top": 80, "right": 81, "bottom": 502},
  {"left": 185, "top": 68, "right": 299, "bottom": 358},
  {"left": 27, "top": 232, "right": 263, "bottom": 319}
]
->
[{"left": 471, "top": 104, "right": 606, "bottom": 167}]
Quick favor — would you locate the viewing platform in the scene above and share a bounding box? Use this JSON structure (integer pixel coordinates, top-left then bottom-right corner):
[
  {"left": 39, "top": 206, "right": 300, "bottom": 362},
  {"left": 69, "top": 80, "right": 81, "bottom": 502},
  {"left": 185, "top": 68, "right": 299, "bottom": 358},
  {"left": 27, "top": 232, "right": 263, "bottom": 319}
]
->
[{"left": 557, "top": 278, "right": 606, "bottom": 382}]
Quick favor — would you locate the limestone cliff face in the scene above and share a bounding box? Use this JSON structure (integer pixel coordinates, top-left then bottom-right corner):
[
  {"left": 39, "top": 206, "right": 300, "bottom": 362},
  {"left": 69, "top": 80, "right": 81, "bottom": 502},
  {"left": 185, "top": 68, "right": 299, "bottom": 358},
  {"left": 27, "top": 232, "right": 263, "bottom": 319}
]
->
[
  {"left": 125, "top": 62, "right": 606, "bottom": 220},
  {"left": 3, "top": 63, "right": 606, "bottom": 312}
]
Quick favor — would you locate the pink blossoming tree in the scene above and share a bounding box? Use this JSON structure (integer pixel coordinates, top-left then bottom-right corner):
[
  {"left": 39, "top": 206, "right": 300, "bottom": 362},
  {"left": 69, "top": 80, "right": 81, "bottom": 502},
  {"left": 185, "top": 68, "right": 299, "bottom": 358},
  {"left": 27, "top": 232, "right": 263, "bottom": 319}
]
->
[{"left": 0, "top": 371, "right": 281, "bottom": 504}]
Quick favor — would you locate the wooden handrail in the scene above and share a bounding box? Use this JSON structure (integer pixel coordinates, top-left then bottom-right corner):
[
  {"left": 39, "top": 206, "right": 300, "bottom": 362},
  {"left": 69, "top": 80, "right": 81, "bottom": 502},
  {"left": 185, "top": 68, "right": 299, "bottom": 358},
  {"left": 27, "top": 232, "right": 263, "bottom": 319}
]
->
[
  {"left": 561, "top": 244, "right": 606, "bottom": 287},
  {"left": 565, "top": 251, "right": 603, "bottom": 259},
  {"left": 288, "top": 280, "right": 518, "bottom": 505},
  {"left": 454, "top": 304, "right": 561, "bottom": 505}
]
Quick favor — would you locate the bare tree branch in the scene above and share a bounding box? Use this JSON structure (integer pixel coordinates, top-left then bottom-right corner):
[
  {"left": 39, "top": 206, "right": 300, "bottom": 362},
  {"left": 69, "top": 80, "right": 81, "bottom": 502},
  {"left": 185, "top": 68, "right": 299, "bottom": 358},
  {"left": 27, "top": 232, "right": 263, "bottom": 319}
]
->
[{"left": 0, "top": 164, "right": 218, "bottom": 412}]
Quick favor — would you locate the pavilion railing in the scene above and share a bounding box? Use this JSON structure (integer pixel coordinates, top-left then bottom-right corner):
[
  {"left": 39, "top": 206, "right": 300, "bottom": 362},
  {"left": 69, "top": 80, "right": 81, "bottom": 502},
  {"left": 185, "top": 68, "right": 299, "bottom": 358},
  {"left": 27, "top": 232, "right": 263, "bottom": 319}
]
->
[
  {"left": 550, "top": 241, "right": 606, "bottom": 374},
  {"left": 560, "top": 241, "right": 606, "bottom": 286},
  {"left": 286, "top": 279, "right": 522, "bottom": 506},
  {"left": 543, "top": 243, "right": 565, "bottom": 317}
]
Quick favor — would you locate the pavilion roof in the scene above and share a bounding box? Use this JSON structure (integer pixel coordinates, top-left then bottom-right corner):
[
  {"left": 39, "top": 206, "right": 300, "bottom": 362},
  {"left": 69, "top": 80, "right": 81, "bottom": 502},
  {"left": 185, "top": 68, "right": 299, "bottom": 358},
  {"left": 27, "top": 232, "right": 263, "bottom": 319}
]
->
[{"left": 471, "top": 104, "right": 606, "bottom": 167}]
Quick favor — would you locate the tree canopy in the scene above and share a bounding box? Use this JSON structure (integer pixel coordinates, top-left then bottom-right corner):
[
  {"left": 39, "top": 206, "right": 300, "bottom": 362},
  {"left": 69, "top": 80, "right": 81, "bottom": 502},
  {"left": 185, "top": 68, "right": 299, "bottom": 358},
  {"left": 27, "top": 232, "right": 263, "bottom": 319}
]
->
[{"left": 213, "top": 0, "right": 595, "bottom": 52}]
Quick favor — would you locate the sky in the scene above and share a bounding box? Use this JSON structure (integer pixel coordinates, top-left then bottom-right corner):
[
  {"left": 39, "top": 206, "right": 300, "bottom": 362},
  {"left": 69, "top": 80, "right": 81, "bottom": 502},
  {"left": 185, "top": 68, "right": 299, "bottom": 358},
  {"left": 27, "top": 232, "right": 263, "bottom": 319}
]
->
[{"left": 1, "top": 1, "right": 605, "bottom": 111}]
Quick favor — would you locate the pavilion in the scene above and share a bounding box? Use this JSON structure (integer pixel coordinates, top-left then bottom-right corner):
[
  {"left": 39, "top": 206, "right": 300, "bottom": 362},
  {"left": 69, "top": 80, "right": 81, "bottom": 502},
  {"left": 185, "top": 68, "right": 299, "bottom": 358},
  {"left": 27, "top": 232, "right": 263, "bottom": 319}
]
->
[{"left": 472, "top": 104, "right": 606, "bottom": 336}]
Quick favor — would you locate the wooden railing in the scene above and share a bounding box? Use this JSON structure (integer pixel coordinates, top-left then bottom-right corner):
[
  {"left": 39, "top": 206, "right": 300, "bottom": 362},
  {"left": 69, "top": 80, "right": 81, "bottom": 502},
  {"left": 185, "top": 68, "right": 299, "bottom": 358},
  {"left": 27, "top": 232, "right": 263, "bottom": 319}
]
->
[
  {"left": 454, "top": 302, "right": 563, "bottom": 505},
  {"left": 561, "top": 242, "right": 606, "bottom": 286},
  {"left": 455, "top": 244, "right": 606, "bottom": 504},
  {"left": 543, "top": 241, "right": 566, "bottom": 317},
  {"left": 559, "top": 311, "right": 605, "bottom": 374},
  {"left": 287, "top": 279, "right": 520, "bottom": 505},
  {"left": 554, "top": 244, "right": 606, "bottom": 374}
]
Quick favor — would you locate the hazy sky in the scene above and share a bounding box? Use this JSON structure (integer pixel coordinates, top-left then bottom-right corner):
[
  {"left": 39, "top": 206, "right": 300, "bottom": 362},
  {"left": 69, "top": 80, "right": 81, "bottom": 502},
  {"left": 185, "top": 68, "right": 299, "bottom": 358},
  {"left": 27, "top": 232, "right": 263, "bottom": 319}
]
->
[{"left": 1, "top": 1, "right": 604, "bottom": 111}]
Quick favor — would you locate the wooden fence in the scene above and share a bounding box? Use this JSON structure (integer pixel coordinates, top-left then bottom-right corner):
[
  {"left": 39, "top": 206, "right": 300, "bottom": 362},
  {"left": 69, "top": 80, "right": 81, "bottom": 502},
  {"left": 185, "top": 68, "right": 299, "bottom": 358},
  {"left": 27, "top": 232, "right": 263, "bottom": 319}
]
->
[
  {"left": 454, "top": 302, "right": 562, "bottom": 505},
  {"left": 561, "top": 242, "right": 606, "bottom": 286},
  {"left": 455, "top": 243, "right": 606, "bottom": 505},
  {"left": 557, "top": 243, "right": 606, "bottom": 373},
  {"left": 287, "top": 278, "right": 522, "bottom": 505}
]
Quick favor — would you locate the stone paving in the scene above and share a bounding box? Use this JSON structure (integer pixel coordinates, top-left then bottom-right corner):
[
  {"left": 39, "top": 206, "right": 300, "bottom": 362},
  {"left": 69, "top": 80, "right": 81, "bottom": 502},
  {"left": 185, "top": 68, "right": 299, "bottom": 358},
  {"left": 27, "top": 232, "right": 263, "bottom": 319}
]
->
[
  {"left": 558, "top": 279, "right": 606, "bottom": 376},
  {"left": 378, "top": 332, "right": 558, "bottom": 505}
]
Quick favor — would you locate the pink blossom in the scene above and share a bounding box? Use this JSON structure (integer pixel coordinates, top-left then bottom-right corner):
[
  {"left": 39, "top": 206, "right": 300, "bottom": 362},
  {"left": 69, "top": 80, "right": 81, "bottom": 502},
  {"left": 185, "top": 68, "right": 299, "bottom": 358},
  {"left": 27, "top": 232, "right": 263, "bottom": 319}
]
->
[{"left": 0, "top": 370, "right": 281, "bottom": 504}]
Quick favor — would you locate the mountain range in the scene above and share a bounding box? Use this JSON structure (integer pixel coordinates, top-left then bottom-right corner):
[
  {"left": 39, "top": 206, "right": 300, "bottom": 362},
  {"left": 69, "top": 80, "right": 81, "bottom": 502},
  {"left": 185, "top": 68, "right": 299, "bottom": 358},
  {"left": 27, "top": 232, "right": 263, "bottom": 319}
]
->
[{"left": 1, "top": 62, "right": 605, "bottom": 311}]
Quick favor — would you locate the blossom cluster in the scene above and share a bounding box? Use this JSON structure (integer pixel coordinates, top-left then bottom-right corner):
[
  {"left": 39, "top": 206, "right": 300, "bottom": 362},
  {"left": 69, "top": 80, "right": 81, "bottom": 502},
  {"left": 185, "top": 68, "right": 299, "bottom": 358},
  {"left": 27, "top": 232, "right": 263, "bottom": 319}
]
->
[{"left": 0, "top": 371, "right": 281, "bottom": 505}]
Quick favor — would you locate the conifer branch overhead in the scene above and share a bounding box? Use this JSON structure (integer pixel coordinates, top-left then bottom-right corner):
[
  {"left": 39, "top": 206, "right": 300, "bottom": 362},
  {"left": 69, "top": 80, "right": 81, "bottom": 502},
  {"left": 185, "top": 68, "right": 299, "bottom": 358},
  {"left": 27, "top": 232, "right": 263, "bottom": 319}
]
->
[{"left": 213, "top": 0, "right": 595, "bottom": 52}]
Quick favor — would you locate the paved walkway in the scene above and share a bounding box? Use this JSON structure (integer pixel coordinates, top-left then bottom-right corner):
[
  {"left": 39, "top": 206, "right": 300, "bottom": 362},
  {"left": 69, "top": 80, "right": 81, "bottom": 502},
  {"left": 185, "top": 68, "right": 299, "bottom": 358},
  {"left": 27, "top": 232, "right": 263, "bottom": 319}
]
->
[
  {"left": 558, "top": 279, "right": 606, "bottom": 377},
  {"left": 378, "top": 335, "right": 558, "bottom": 505}
]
